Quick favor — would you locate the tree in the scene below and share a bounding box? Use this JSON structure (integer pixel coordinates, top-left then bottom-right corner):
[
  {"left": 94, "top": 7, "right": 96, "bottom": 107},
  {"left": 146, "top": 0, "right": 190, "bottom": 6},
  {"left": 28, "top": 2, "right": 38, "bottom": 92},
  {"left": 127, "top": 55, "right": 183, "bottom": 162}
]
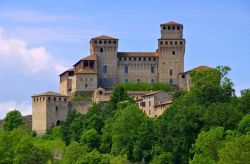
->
[
  {"left": 237, "top": 113, "right": 250, "bottom": 135},
  {"left": 62, "top": 141, "right": 86, "bottom": 164},
  {"left": 76, "top": 149, "right": 110, "bottom": 164},
  {"left": 81, "top": 129, "right": 101, "bottom": 151},
  {"left": 190, "top": 127, "right": 225, "bottom": 163},
  {"left": 218, "top": 134, "right": 250, "bottom": 164},
  {"left": 3, "top": 110, "right": 24, "bottom": 131},
  {"left": 109, "top": 86, "right": 131, "bottom": 109}
]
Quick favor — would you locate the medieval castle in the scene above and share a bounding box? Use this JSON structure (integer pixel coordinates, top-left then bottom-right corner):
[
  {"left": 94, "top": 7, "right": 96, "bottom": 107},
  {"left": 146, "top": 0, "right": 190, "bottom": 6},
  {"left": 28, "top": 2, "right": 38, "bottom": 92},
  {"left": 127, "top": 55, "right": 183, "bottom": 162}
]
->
[{"left": 32, "top": 21, "right": 210, "bottom": 134}]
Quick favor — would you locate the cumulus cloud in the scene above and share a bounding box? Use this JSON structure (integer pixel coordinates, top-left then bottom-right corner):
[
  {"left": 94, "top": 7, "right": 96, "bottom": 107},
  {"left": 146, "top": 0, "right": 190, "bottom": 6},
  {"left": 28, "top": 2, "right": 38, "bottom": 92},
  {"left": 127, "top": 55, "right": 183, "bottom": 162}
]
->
[
  {"left": 0, "top": 27, "right": 68, "bottom": 74},
  {"left": 0, "top": 101, "right": 32, "bottom": 119}
]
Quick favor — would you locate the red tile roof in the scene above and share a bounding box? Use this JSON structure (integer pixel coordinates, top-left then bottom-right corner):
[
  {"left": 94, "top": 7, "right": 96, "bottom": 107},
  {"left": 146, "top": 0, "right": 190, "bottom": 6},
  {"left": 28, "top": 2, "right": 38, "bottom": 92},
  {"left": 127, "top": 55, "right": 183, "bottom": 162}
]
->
[
  {"left": 59, "top": 68, "right": 74, "bottom": 76},
  {"left": 83, "top": 53, "right": 97, "bottom": 61},
  {"left": 160, "top": 21, "right": 182, "bottom": 26},
  {"left": 32, "top": 91, "right": 68, "bottom": 97},
  {"left": 91, "top": 35, "right": 118, "bottom": 40}
]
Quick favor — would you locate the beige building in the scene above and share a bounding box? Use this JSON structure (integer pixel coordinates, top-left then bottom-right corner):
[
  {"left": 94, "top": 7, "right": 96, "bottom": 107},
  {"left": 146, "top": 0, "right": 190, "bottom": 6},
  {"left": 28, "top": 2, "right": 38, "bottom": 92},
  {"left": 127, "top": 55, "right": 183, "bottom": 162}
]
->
[
  {"left": 60, "top": 21, "right": 186, "bottom": 95},
  {"left": 32, "top": 91, "right": 68, "bottom": 135},
  {"left": 137, "top": 91, "right": 173, "bottom": 117}
]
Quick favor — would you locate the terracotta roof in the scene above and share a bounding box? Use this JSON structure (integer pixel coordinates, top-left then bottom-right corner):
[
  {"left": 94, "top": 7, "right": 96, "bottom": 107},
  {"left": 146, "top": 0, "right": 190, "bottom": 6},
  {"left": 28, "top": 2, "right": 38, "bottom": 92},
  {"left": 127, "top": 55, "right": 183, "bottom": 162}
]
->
[
  {"left": 91, "top": 35, "right": 118, "bottom": 40},
  {"left": 154, "top": 101, "right": 173, "bottom": 107},
  {"left": 73, "top": 59, "right": 83, "bottom": 67},
  {"left": 32, "top": 91, "right": 67, "bottom": 97},
  {"left": 142, "top": 90, "right": 163, "bottom": 97},
  {"left": 160, "top": 21, "right": 182, "bottom": 26},
  {"left": 117, "top": 52, "right": 159, "bottom": 57},
  {"left": 83, "top": 53, "right": 97, "bottom": 61},
  {"left": 59, "top": 68, "right": 74, "bottom": 76},
  {"left": 188, "top": 66, "right": 213, "bottom": 72}
]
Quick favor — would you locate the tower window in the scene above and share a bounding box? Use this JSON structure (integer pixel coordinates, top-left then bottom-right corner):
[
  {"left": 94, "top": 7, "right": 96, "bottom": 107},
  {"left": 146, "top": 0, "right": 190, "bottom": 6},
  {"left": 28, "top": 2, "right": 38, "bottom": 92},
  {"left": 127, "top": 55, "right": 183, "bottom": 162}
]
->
[
  {"left": 99, "top": 40, "right": 102, "bottom": 44},
  {"left": 182, "top": 75, "right": 185, "bottom": 78},
  {"left": 163, "top": 26, "right": 166, "bottom": 30},
  {"left": 148, "top": 57, "right": 151, "bottom": 61},
  {"left": 169, "top": 69, "right": 173, "bottom": 76},
  {"left": 55, "top": 106, "right": 58, "bottom": 112},
  {"left": 85, "top": 84, "right": 88, "bottom": 88},
  {"left": 151, "top": 66, "right": 155, "bottom": 73},
  {"left": 169, "top": 79, "right": 173, "bottom": 85},
  {"left": 113, "top": 41, "right": 116, "bottom": 44},
  {"left": 151, "top": 79, "right": 155, "bottom": 83},
  {"left": 177, "top": 26, "right": 180, "bottom": 30},
  {"left": 160, "top": 41, "right": 163, "bottom": 45},
  {"left": 180, "top": 41, "right": 183, "bottom": 45},
  {"left": 134, "top": 57, "right": 136, "bottom": 61},
  {"left": 54, "top": 97, "right": 56, "bottom": 101},
  {"left": 59, "top": 97, "right": 61, "bottom": 101},
  {"left": 104, "top": 40, "right": 107, "bottom": 44},
  {"left": 94, "top": 40, "right": 97, "bottom": 44},
  {"left": 48, "top": 97, "right": 51, "bottom": 101},
  {"left": 153, "top": 57, "right": 156, "bottom": 61},
  {"left": 124, "top": 79, "right": 128, "bottom": 82},
  {"left": 170, "top": 41, "right": 173, "bottom": 45},
  {"left": 124, "top": 65, "right": 128, "bottom": 73},
  {"left": 118, "top": 57, "right": 121, "bottom": 61},
  {"left": 100, "top": 48, "right": 103, "bottom": 53},
  {"left": 144, "top": 57, "right": 146, "bottom": 61},
  {"left": 64, "top": 98, "right": 67, "bottom": 102},
  {"left": 165, "top": 41, "right": 168, "bottom": 45},
  {"left": 175, "top": 41, "right": 177, "bottom": 45},
  {"left": 124, "top": 57, "right": 126, "bottom": 61},
  {"left": 172, "top": 51, "right": 175, "bottom": 55},
  {"left": 172, "top": 26, "right": 175, "bottom": 30},
  {"left": 129, "top": 57, "right": 131, "bottom": 61},
  {"left": 137, "top": 79, "right": 140, "bottom": 82},
  {"left": 168, "top": 26, "right": 170, "bottom": 30},
  {"left": 109, "top": 40, "right": 111, "bottom": 44},
  {"left": 139, "top": 57, "right": 141, "bottom": 61},
  {"left": 103, "top": 65, "right": 107, "bottom": 73}
]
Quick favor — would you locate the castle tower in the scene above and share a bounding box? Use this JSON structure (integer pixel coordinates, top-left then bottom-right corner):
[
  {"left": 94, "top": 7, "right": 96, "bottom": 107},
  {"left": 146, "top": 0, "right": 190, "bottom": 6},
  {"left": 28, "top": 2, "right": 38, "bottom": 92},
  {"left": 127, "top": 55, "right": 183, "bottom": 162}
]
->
[
  {"left": 89, "top": 35, "right": 118, "bottom": 88},
  {"left": 158, "top": 21, "right": 185, "bottom": 85},
  {"left": 32, "top": 91, "right": 68, "bottom": 135}
]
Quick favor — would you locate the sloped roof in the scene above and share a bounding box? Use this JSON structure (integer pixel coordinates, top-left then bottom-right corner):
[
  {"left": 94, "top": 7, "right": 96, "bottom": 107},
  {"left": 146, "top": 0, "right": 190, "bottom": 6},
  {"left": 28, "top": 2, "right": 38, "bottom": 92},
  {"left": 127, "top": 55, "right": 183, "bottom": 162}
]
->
[
  {"left": 188, "top": 66, "right": 213, "bottom": 72},
  {"left": 32, "top": 91, "right": 67, "bottom": 97},
  {"left": 154, "top": 101, "right": 173, "bottom": 107},
  {"left": 83, "top": 53, "right": 97, "bottom": 61},
  {"left": 75, "top": 69, "right": 97, "bottom": 74},
  {"left": 117, "top": 52, "right": 159, "bottom": 57},
  {"left": 142, "top": 90, "right": 163, "bottom": 97},
  {"left": 91, "top": 35, "right": 118, "bottom": 40},
  {"left": 59, "top": 68, "right": 74, "bottom": 76},
  {"left": 160, "top": 21, "right": 182, "bottom": 26}
]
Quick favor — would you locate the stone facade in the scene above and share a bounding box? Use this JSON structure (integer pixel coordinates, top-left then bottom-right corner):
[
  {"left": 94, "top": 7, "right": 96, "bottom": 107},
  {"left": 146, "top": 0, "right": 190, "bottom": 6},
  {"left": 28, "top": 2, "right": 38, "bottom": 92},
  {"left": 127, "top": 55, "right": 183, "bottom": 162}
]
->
[
  {"left": 137, "top": 91, "right": 173, "bottom": 117},
  {"left": 32, "top": 91, "right": 68, "bottom": 135},
  {"left": 59, "top": 21, "right": 186, "bottom": 95}
]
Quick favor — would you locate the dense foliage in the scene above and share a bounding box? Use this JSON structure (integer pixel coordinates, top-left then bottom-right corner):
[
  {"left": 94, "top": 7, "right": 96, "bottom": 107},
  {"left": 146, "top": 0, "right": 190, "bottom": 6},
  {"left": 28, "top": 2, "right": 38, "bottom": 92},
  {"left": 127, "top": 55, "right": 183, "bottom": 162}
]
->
[{"left": 0, "top": 66, "right": 250, "bottom": 163}]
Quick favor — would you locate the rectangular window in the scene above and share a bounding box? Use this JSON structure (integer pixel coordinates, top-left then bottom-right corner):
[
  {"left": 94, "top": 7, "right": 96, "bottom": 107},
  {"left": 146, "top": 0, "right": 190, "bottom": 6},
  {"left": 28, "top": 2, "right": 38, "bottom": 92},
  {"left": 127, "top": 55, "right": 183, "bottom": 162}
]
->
[
  {"left": 169, "top": 69, "right": 173, "bottom": 76},
  {"left": 124, "top": 65, "right": 128, "bottom": 73},
  {"left": 149, "top": 101, "right": 151, "bottom": 107},
  {"left": 169, "top": 79, "right": 173, "bottom": 85},
  {"left": 172, "top": 51, "right": 175, "bottom": 55},
  {"left": 151, "top": 66, "right": 155, "bottom": 73},
  {"left": 124, "top": 79, "right": 128, "bottom": 82},
  {"left": 103, "top": 65, "right": 107, "bottom": 73},
  {"left": 102, "top": 78, "right": 108, "bottom": 86}
]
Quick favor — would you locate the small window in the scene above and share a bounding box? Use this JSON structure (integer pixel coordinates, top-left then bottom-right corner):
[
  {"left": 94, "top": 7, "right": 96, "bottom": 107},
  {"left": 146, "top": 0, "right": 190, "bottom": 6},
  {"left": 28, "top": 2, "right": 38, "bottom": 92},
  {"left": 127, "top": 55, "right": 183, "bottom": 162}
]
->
[
  {"left": 94, "top": 40, "right": 97, "bottom": 44},
  {"left": 169, "top": 79, "right": 173, "bottom": 85},
  {"left": 134, "top": 57, "right": 136, "bottom": 61},
  {"left": 48, "top": 97, "right": 51, "bottom": 101},
  {"left": 170, "top": 69, "right": 173, "bottom": 76},
  {"left": 151, "top": 66, "right": 155, "bottom": 73},
  {"left": 124, "top": 79, "right": 128, "bottom": 82},
  {"left": 59, "top": 97, "right": 61, "bottom": 101},
  {"left": 180, "top": 41, "right": 183, "bottom": 45},
  {"left": 90, "top": 78, "right": 93, "bottom": 81},
  {"left": 129, "top": 57, "right": 131, "bottom": 61},
  {"left": 153, "top": 57, "right": 156, "bottom": 61},
  {"left": 182, "top": 75, "right": 185, "bottom": 78},
  {"left": 165, "top": 41, "right": 168, "bottom": 45},
  {"left": 99, "top": 40, "right": 102, "bottom": 44},
  {"left": 149, "top": 101, "right": 151, "bottom": 107},
  {"left": 118, "top": 57, "right": 121, "bottom": 61},
  {"left": 124, "top": 57, "right": 126, "bottom": 61},
  {"left": 54, "top": 97, "right": 56, "bottom": 101},
  {"left": 85, "top": 78, "right": 88, "bottom": 81},
  {"left": 103, "top": 65, "right": 107, "bottom": 73},
  {"left": 172, "top": 26, "right": 175, "bottom": 30},
  {"left": 113, "top": 40, "right": 116, "bottom": 44},
  {"left": 55, "top": 106, "right": 58, "bottom": 112},
  {"left": 109, "top": 40, "right": 111, "bottom": 44},
  {"left": 151, "top": 79, "right": 155, "bottom": 83},
  {"left": 137, "top": 79, "right": 140, "bottom": 82},
  {"left": 64, "top": 98, "right": 67, "bottom": 102},
  {"left": 104, "top": 40, "right": 107, "bottom": 44},
  {"left": 177, "top": 26, "right": 180, "bottom": 30},
  {"left": 124, "top": 65, "right": 128, "bottom": 73},
  {"left": 85, "top": 84, "right": 88, "bottom": 88},
  {"left": 144, "top": 57, "right": 146, "bottom": 61},
  {"left": 163, "top": 26, "right": 166, "bottom": 30},
  {"left": 160, "top": 41, "right": 163, "bottom": 45},
  {"left": 100, "top": 48, "right": 103, "bottom": 53},
  {"left": 148, "top": 57, "right": 151, "bottom": 61},
  {"left": 170, "top": 41, "right": 173, "bottom": 45},
  {"left": 139, "top": 57, "right": 141, "bottom": 61},
  {"left": 168, "top": 26, "right": 170, "bottom": 30},
  {"left": 175, "top": 41, "right": 177, "bottom": 45},
  {"left": 172, "top": 51, "right": 175, "bottom": 55}
]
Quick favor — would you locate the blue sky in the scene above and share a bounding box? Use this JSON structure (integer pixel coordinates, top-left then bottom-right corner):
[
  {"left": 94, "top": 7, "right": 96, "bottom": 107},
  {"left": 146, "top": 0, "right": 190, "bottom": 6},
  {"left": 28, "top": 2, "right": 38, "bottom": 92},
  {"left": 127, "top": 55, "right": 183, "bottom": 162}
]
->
[{"left": 0, "top": 0, "right": 249, "bottom": 118}]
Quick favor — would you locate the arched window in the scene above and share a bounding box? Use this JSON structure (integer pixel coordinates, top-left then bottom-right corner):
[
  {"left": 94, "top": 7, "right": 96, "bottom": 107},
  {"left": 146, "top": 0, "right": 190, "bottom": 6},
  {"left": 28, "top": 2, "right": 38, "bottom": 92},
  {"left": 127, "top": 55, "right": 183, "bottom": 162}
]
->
[
  {"left": 168, "top": 26, "right": 170, "bottom": 30},
  {"left": 151, "top": 79, "right": 155, "bottom": 83},
  {"left": 100, "top": 48, "right": 103, "bottom": 53},
  {"left": 113, "top": 40, "right": 116, "bottom": 44},
  {"left": 109, "top": 40, "right": 111, "bottom": 44},
  {"left": 160, "top": 41, "right": 163, "bottom": 45},
  {"left": 64, "top": 98, "right": 67, "bottom": 102},
  {"left": 170, "top": 41, "right": 173, "bottom": 45},
  {"left": 180, "top": 41, "right": 183, "bottom": 45},
  {"left": 177, "top": 26, "right": 180, "bottom": 30},
  {"left": 165, "top": 41, "right": 168, "bottom": 45},
  {"left": 56, "top": 120, "right": 61, "bottom": 126},
  {"left": 163, "top": 26, "right": 166, "bottom": 30},
  {"left": 104, "top": 40, "right": 107, "bottom": 44},
  {"left": 99, "top": 40, "right": 102, "bottom": 44},
  {"left": 172, "top": 26, "right": 175, "bottom": 30},
  {"left": 175, "top": 41, "right": 177, "bottom": 45}
]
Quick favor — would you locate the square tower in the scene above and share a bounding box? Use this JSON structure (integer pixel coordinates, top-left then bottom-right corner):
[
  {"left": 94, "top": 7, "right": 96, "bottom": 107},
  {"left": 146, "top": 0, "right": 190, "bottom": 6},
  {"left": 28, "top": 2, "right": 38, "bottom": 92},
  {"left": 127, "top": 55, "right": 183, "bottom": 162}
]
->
[
  {"left": 158, "top": 21, "right": 185, "bottom": 86},
  {"left": 32, "top": 91, "right": 68, "bottom": 135},
  {"left": 89, "top": 35, "right": 118, "bottom": 89}
]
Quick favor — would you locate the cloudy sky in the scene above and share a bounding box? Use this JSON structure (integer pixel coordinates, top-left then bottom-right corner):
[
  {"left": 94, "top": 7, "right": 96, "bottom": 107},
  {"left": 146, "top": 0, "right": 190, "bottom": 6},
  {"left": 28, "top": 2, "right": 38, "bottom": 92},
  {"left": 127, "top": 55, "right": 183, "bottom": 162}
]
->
[{"left": 0, "top": 0, "right": 249, "bottom": 119}]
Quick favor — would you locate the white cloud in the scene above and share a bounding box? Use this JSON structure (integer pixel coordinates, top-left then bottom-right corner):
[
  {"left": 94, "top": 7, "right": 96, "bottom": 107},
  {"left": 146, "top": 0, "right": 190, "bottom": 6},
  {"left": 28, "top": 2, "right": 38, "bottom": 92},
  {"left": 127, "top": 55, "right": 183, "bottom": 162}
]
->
[
  {"left": 0, "top": 101, "right": 32, "bottom": 119},
  {"left": 0, "top": 27, "right": 68, "bottom": 74}
]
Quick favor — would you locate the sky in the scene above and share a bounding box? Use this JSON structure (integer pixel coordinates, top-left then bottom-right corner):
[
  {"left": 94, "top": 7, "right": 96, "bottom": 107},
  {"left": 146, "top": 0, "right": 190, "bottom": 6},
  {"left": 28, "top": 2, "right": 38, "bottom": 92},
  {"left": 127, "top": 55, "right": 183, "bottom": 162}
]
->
[{"left": 0, "top": 0, "right": 249, "bottom": 119}]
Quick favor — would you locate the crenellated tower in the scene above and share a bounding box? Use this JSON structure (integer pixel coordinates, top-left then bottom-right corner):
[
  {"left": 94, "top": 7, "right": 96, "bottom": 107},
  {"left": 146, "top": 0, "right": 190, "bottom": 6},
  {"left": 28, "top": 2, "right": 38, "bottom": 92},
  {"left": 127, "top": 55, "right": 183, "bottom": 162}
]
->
[
  {"left": 89, "top": 35, "right": 118, "bottom": 88},
  {"left": 158, "top": 21, "right": 185, "bottom": 85}
]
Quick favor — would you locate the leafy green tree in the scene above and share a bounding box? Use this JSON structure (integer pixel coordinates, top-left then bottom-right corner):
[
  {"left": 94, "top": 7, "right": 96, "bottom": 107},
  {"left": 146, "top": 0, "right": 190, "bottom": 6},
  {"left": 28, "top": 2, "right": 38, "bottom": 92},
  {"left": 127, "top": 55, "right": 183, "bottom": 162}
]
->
[
  {"left": 150, "top": 145, "right": 173, "bottom": 164},
  {"left": 218, "top": 134, "right": 250, "bottom": 164},
  {"left": 111, "top": 104, "right": 145, "bottom": 160},
  {"left": 76, "top": 149, "right": 110, "bottom": 164},
  {"left": 190, "top": 127, "right": 225, "bottom": 163},
  {"left": 100, "top": 118, "right": 113, "bottom": 154},
  {"left": 203, "top": 103, "right": 243, "bottom": 130},
  {"left": 81, "top": 129, "right": 100, "bottom": 151},
  {"left": 42, "top": 126, "right": 62, "bottom": 140},
  {"left": 3, "top": 110, "right": 24, "bottom": 131},
  {"left": 62, "top": 141, "right": 86, "bottom": 164},
  {"left": 109, "top": 86, "right": 131, "bottom": 109},
  {"left": 237, "top": 89, "right": 250, "bottom": 114},
  {"left": 237, "top": 113, "right": 250, "bottom": 135}
]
